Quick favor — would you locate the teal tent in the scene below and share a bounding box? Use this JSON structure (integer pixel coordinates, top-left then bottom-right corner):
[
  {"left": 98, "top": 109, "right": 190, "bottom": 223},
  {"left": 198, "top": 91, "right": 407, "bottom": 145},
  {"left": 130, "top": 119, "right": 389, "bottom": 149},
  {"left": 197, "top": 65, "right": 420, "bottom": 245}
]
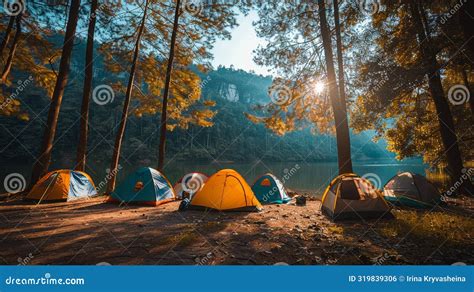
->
[
  {"left": 252, "top": 173, "right": 291, "bottom": 204},
  {"left": 108, "top": 167, "right": 176, "bottom": 206}
]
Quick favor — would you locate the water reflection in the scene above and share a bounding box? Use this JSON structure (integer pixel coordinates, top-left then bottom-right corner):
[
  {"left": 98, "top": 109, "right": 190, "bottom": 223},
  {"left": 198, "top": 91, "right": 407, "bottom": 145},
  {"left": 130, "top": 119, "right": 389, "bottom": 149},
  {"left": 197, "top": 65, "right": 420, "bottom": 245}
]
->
[{"left": 1, "top": 158, "right": 436, "bottom": 197}]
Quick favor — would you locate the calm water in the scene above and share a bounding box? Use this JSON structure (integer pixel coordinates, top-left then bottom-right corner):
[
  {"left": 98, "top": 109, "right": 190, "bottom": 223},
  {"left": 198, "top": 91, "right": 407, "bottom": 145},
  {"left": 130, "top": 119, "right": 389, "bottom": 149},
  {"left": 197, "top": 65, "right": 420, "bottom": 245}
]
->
[{"left": 0, "top": 158, "right": 433, "bottom": 197}]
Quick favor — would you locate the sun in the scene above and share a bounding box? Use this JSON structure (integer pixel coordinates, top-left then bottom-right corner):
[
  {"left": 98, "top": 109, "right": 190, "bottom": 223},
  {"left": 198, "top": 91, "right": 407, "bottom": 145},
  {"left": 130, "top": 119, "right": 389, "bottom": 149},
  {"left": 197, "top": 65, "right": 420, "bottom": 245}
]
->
[{"left": 314, "top": 81, "right": 326, "bottom": 94}]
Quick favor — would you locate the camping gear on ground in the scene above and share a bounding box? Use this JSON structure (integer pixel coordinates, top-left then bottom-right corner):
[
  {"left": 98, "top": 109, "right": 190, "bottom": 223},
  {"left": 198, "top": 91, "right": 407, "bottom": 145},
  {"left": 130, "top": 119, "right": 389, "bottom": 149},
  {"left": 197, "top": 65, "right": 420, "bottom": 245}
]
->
[
  {"left": 26, "top": 170, "right": 97, "bottom": 202},
  {"left": 173, "top": 172, "right": 208, "bottom": 200},
  {"left": 178, "top": 198, "right": 191, "bottom": 211},
  {"left": 295, "top": 195, "right": 306, "bottom": 206},
  {"left": 252, "top": 173, "right": 291, "bottom": 204},
  {"left": 189, "top": 169, "right": 262, "bottom": 211},
  {"left": 108, "top": 167, "right": 176, "bottom": 206},
  {"left": 321, "top": 173, "right": 393, "bottom": 221},
  {"left": 383, "top": 172, "right": 442, "bottom": 208}
]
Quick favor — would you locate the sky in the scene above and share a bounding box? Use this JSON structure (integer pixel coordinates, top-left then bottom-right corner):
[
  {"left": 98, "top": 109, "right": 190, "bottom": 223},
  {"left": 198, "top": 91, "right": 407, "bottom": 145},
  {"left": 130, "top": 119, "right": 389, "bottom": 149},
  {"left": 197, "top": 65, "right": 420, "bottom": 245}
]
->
[{"left": 211, "top": 11, "right": 271, "bottom": 76}]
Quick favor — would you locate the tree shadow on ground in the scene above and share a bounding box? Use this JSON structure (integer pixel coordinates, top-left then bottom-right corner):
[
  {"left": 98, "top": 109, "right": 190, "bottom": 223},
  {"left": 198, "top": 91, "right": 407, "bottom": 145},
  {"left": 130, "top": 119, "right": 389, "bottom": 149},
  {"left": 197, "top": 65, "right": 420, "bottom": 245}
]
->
[{"left": 1, "top": 199, "right": 472, "bottom": 265}]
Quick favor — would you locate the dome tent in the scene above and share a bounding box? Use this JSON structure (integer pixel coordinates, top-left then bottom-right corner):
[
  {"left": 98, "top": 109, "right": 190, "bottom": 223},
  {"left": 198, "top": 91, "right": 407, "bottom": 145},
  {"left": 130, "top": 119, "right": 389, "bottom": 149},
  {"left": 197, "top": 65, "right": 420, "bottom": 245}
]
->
[
  {"left": 190, "top": 169, "right": 262, "bottom": 211},
  {"left": 321, "top": 174, "right": 393, "bottom": 221},
  {"left": 173, "top": 172, "right": 208, "bottom": 200},
  {"left": 252, "top": 173, "right": 291, "bottom": 204},
  {"left": 108, "top": 167, "right": 176, "bottom": 206},
  {"left": 26, "top": 170, "right": 97, "bottom": 202},
  {"left": 383, "top": 172, "right": 442, "bottom": 208}
]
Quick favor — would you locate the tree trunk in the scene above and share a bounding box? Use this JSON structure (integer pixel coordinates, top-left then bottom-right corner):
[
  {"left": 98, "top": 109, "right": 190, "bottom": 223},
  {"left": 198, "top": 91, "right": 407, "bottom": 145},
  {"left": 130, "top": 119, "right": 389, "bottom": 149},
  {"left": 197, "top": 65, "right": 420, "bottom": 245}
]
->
[
  {"left": 333, "top": 0, "right": 348, "bottom": 117},
  {"left": 75, "top": 0, "right": 98, "bottom": 172},
  {"left": 461, "top": 68, "right": 474, "bottom": 114},
  {"left": 410, "top": 2, "right": 473, "bottom": 196},
  {"left": 30, "top": 0, "right": 81, "bottom": 185},
  {"left": 1, "top": 14, "right": 22, "bottom": 83},
  {"left": 106, "top": 0, "right": 149, "bottom": 194},
  {"left": 157, "top": 0, "right": 181, "bottom": 171},
  {"left": 318, "top": 0, "right": 353, "bottom": 174},
  {"left": 0, "top": 16, "right": 15, "bottom": 61}
]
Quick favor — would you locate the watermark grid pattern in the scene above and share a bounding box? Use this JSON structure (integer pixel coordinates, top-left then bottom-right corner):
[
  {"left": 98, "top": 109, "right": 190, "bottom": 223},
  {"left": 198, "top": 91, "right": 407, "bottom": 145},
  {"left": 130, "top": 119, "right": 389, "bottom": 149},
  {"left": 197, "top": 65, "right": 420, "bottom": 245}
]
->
[{"left": 0, "top": 0, "right": 472, "bottom": 268}]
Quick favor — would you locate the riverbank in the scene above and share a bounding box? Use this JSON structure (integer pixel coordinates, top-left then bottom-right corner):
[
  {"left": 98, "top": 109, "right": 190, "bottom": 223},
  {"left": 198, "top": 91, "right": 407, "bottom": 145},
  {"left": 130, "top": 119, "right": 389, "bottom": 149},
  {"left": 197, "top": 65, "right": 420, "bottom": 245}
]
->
[{"left": 0, "top": 196, "right": 472, "bottom": 265}]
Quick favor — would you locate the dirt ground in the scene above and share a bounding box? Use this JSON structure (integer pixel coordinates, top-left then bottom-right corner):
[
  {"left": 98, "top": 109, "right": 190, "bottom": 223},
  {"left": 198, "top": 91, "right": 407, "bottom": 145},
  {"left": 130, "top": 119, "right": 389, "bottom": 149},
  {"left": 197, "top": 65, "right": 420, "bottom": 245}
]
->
[{"left": 0, "top": 196, "right": 473, "bottom": 265}]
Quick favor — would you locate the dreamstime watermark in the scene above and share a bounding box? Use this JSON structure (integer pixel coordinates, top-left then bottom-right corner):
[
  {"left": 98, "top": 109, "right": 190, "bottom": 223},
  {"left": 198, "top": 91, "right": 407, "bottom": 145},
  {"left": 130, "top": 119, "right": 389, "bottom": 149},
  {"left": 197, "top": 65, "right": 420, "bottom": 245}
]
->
[
  {"left": 189, "top": 75, "right": 211, "bottom": 98},
  {"left": 269, "top": 83, "right": 291, "bottom": 105},
  {"left": 17, "top": 253, "right": 34, "bottom": 266},
  {"left": 440, "top": 0, "right": 467, "bottom": 24},
  {"left": 261, "top": 164, "right": 300, "bottom": 202},
  {"left": 195, "top": 246, "right": 224, "bottom": 265},
  {"left": 180, "top": 0, "right": 342, "bottom": 16},
  {"left": 195, "top": 251, "right": 214, "bottom": 265},
  {"left": 372, "top": 251, "right": 392, "bottom": 265},
  {"left": 362, "top": 173, "right": 382, "bottom": 189},
  {"left": 3, "top": 173, "right": 26, "bottom": 194},
  {"left": 365, "top": 74, "right": 388, "bottom": 100},
  {"left": 92, "top": 84, "right": 115, "bottom": 105},
  {"left": 441, "top": 168, "right": 473, "bottom": 201},
  {"left": 3, "top": 0, "right": 26, "bottom": 16},
  {"left": 282, "top": 164, "right": 300, "bottom": 183},
  {"left": 358, "top": 0, "right": 382, "bottom": 15},
  {"left": 5, "top": 273, "right": 85, "bottom": 286},
  {"left": 448, "top": 84, "right": 470, "bottom": 106},
  {"left": 0, "top": 75, "right": 33, "bottom": 111},
  {"left": 182, "top": 0, "right": 203, "bottom": 16},
  {"left": 95, "top": 165, "right": 122, "bottom": 192},
  {"left": 181, "top": 173, "right": 205, "bottom": 195}
]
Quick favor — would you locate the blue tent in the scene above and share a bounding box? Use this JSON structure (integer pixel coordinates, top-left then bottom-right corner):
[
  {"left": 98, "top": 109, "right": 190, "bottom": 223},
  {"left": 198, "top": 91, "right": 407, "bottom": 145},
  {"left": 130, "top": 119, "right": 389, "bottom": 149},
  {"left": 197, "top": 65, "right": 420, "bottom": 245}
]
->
[
  {"left": 109, "top": 167, "right": 176, "bottom": 206},
  {"left": 252, "top": 173, "right": 291, "bottom": 204}
]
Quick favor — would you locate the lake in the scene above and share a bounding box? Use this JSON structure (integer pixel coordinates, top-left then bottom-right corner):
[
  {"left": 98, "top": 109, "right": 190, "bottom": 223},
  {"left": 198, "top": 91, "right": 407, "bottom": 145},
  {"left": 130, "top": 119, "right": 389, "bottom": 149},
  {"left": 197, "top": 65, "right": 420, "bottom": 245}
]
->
[{"left": 1, "top": 158, "right": 440, "bottom": 197}]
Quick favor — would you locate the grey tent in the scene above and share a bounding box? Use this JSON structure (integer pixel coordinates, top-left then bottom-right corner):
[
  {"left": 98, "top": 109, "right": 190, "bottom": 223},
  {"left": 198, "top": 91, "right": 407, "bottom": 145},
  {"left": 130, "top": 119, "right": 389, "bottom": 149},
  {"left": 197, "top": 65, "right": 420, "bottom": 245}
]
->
[{"left": 383, "top": 172, "right": 441, "bottom": 208}]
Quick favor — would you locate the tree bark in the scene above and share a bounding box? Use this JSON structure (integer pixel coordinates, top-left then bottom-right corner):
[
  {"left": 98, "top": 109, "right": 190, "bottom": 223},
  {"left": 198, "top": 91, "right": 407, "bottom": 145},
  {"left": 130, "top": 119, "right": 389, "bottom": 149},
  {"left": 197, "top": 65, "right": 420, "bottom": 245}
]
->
[
  {"left": 318, "top": 0, "right": 353, "bottom": 174},
  {"left": 461, "top": 68, "right": 474, "bottom": 114},
  {"left": 30, "top": 0, "right": 81, "bottom": 185},
  {"left": 1, "top": 14, "right": 22, "bottom": 83},
  {"left": 333, "top": 0, "right": 348, "bottom": 117},
  {"left": 410, "top": 1, "right": 473, "bottom": 196},
  {"left": 75, "top": 0, "right": 98, "bottom": 172},
  {"left": 157, "top": 0, "right": 181, "bottom": 171},
  {"left": 106, "top": 0, "right": 149, "bottom": 194},
  {"left": 0, "top": 16, "right": 15, "bottom": 61}
]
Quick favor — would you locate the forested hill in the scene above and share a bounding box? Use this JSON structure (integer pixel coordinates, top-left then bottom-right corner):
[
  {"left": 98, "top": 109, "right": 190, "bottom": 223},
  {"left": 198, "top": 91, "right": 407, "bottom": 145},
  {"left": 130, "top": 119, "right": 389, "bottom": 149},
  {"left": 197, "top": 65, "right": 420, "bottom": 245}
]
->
[{"left": 0, "top": 38, "right": 393, "bottom": 166}]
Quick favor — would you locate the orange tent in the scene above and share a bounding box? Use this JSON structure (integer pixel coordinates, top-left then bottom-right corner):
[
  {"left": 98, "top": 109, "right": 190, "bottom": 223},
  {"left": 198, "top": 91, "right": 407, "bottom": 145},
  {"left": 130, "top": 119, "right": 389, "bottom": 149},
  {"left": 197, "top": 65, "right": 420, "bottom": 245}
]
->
[
  {"left": 26, "top": 170, "right": 97, "bottom": 202},
  {"left": 190, "top": 169, "right": 262, "bottom": 211}
]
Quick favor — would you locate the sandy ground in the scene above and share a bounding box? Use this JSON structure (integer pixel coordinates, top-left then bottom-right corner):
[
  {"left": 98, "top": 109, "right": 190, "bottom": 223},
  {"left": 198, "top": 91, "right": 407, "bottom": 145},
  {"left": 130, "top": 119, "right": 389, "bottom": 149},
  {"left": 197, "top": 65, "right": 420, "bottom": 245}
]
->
[{"left": 0, "top": 197, "right": 473, "bottom": 265}]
